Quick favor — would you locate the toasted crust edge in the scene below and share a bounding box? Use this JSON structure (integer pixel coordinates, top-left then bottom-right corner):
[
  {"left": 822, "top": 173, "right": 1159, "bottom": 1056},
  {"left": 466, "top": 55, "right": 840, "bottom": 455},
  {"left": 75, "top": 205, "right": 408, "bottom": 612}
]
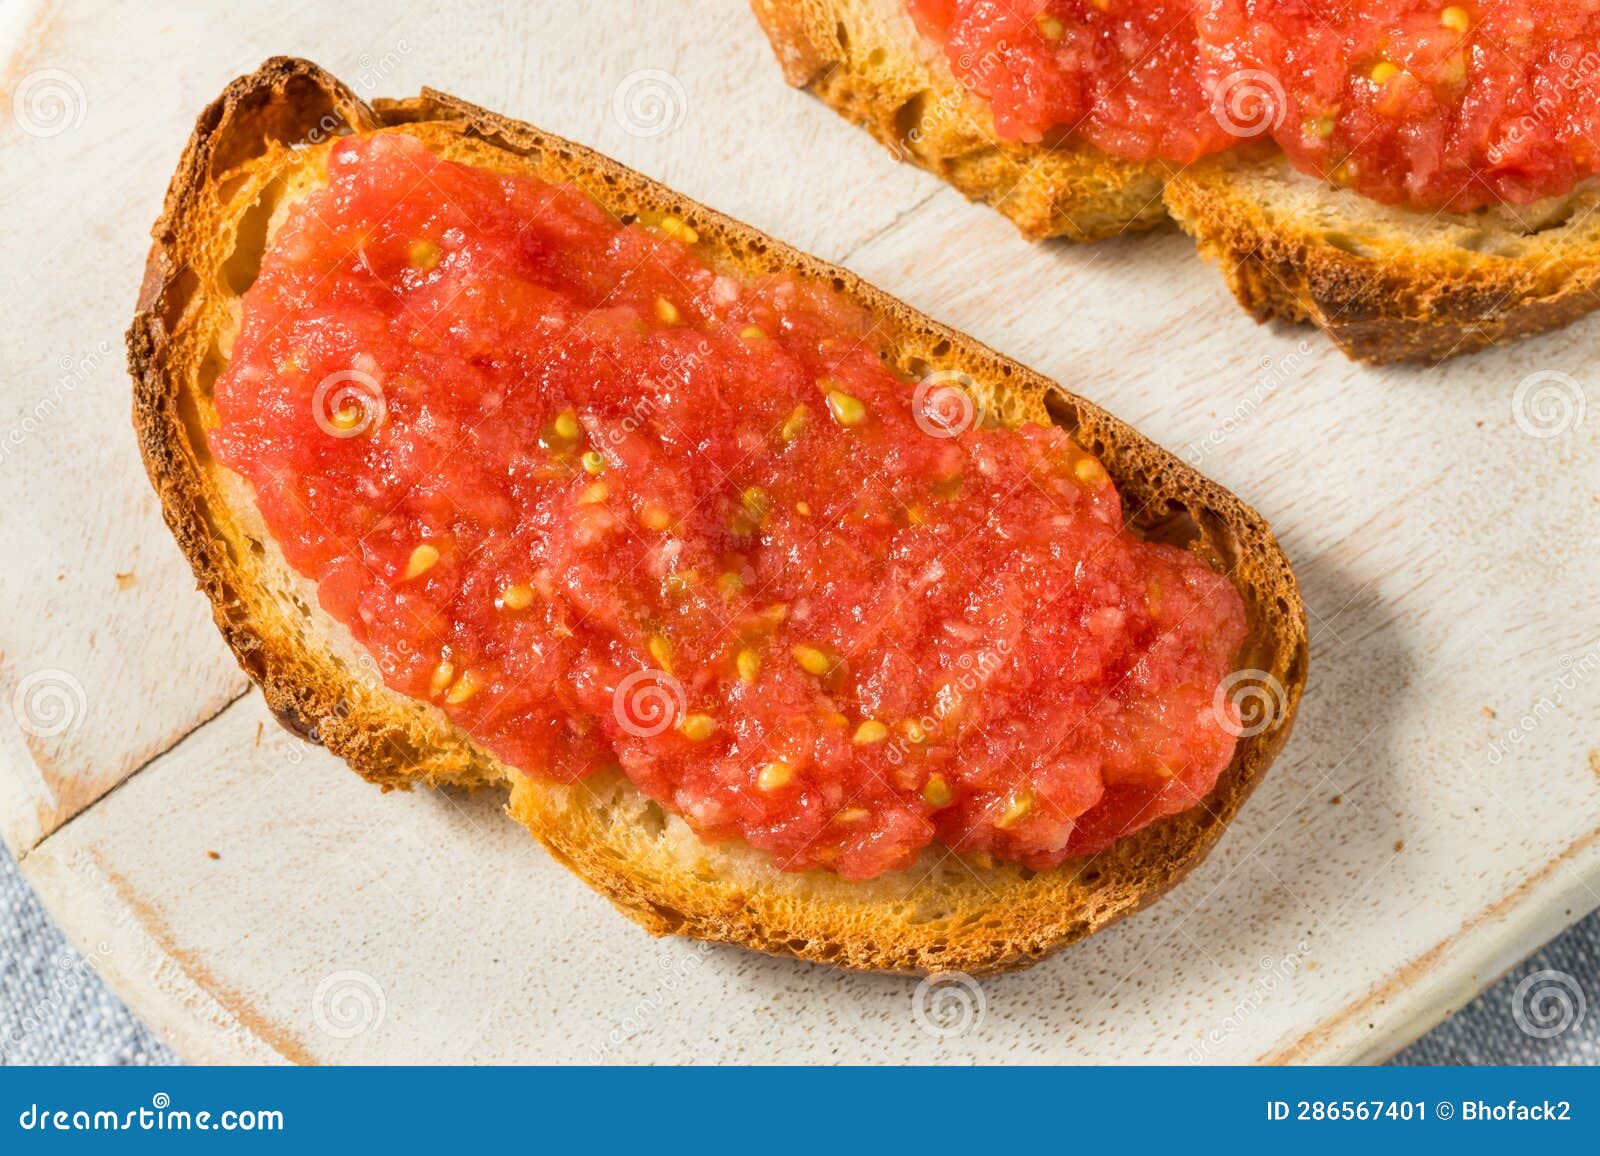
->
[
  {"left": 128, "top": 57, "right": 1307, "bottom": 975},
  {"left": 1163, "top": 153, "right": 1600, "bottom": 364},
  {"left": 749, "top": 0, "right": 1170, "bottom": 242}
]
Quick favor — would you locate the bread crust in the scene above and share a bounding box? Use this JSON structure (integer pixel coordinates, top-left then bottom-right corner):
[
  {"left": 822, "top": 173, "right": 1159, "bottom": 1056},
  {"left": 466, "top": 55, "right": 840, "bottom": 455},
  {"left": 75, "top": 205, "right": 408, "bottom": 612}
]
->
[
  {"left": 754, "top": 1, "right": 1600, "bottom": 362},
  {"left": 129, "top": 58, "right": 1307, "bottom": 975},
  {"left": 1163, "top": 152, "right": 1600, "bottom": 364},
  {"left": 749, "top": 0, "right": 1170, "bottom": 241}
]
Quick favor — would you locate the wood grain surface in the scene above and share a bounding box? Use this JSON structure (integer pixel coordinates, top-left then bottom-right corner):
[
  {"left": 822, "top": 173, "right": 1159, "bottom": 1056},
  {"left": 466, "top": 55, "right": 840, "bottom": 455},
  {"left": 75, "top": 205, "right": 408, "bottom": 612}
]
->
[{"left": 2, "top": 0, "right": 1597, "bottom": 1063}]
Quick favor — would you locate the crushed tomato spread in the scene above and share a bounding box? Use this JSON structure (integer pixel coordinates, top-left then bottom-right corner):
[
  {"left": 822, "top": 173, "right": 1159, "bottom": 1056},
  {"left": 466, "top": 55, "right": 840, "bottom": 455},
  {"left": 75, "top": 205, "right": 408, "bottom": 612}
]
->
[
  {"left": 908, "top": 0, "right": 1600, "bottom": 211},
  {"left": 907, "top": 0, "right": 1233, "bottom": 163},
  {"left": 212, "top": 133, "right": 1248, "bottom": 879}
]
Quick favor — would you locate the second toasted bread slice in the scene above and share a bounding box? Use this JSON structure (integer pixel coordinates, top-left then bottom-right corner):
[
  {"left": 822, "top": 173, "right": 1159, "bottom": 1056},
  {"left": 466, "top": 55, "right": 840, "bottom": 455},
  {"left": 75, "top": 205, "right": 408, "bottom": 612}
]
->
[{"left": 755, "top": 0, "right": 1600, "bottom": 362}]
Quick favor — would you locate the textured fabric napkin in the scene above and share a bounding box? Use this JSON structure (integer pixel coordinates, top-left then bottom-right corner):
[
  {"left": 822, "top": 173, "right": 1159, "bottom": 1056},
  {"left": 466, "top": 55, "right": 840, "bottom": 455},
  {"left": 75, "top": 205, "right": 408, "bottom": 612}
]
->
[{"left": 2, "top": 844, "right": 1594, "bottom": 1065}]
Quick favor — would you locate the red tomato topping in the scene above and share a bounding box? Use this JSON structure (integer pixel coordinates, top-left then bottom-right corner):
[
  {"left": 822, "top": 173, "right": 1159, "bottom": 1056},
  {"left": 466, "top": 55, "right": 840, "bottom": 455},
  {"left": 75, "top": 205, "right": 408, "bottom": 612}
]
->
[
  {"left": 909, "top": 0, "right": 1600, "bottom": 209},
  {"left": 211, "top": 133, "right": 1248, "bottom": 879},
  {"left": 1197, "top": 0, "right": 1600, "bottom": 210},
  {"left": 906, "top": 0, "right": 1241, "bottom": 162}
]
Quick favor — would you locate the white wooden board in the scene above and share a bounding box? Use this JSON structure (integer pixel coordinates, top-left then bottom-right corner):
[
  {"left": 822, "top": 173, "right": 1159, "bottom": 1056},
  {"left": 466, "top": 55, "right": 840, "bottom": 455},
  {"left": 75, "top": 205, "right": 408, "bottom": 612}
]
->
[{"left": 2, "top": 0, "right": 1598, "bottom": 1064}]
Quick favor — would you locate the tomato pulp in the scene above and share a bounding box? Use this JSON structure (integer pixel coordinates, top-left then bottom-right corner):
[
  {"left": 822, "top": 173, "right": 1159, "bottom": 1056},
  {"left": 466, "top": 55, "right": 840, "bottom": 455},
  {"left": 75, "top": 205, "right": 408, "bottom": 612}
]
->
[
  {"left": 212, "top": 133, "right": 1248, "bottom": 879},
  {"left": 907, "top": 0, "right": 1236, "bottom": 163},
  {"left": 1198, "top": 0, "right": 1600, "bottom": 211},
  {"left": 909, "top": 0, "right": 1600, "bottom": 210}
]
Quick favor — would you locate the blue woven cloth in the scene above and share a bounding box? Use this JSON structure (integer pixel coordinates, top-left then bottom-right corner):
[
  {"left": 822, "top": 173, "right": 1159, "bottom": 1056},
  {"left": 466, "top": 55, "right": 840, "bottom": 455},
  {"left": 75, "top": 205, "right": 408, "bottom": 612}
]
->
[
  {"left": 1, "top": 843, "right": 1593, "bottom": 1065},
  {"left": 0, "top": 849, "right": 169, "bottom": 1065}
]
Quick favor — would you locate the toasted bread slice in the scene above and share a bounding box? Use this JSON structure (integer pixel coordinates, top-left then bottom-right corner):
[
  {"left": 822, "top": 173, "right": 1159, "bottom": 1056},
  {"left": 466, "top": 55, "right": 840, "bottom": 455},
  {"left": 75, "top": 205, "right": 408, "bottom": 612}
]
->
[
  {"left": 1162, "top": 150, "right": 1600, "bottom": 364},
  {"left": 129, "top": 58, "right": 1306, "bottom": 975},
  {"left": 754, "top": 0, "right": 1600, "bottom": 362},
  {"left": 750, "top": 0, "right": 1170, "bottom": 241}
]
